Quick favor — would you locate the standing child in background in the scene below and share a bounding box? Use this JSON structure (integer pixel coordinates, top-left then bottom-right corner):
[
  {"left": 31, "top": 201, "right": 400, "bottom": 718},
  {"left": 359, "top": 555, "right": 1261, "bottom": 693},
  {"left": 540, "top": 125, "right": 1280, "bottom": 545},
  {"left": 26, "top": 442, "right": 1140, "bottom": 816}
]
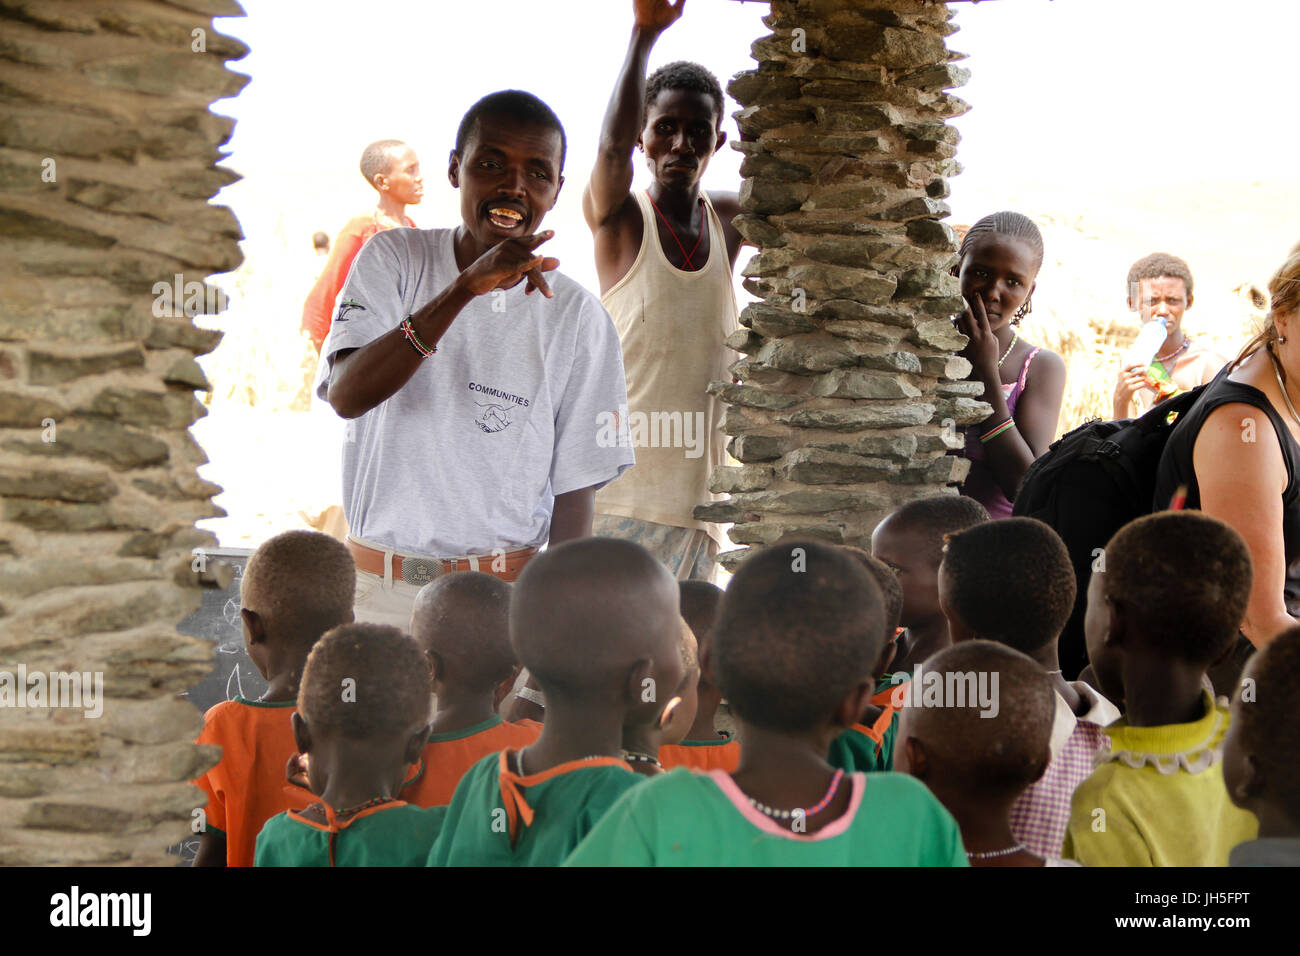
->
[
  {"left": 952, "top": 212, "right": 1066, "bottom": 519},
  {"left": 660, "top": 581, "right": 741, "bottom": 773},
  {"left": 301, "top": 139, "right": 422, "bottom": 354},
  {"left": 428, "top": 539, "right": 682, "bottom": 866},
  {"left": 827, "top": 548, "right": 906, "bottom": 774},
  {"left": 1064, "top": 512, "right": 1259, "bottom": 866},
  {"left": 939, "top": 518, "right": 1120, "bottom": 859},
  {"left": 871, "top": 494, "right": 990, "bottom": 675},
  {"left": 400, "top": 573, "right": 541, "bottom": 808},
  {"left": 897, "top": 641, "right": 1075, "bottom": 866},
  {"left": 1223, "top": 626, "right": 1300, "bottom": 866},
  {"left": 566, "top": 541, "right": 967, "bottom": 866},
  {"left": 192, "top": 531, "right": 355, "bottom": 867},
  {"left": 255, "top": 625, "right": 444, "bottom": 866},
  {"left": 624, "top": 620, "right": 699, "bottom": 777}
]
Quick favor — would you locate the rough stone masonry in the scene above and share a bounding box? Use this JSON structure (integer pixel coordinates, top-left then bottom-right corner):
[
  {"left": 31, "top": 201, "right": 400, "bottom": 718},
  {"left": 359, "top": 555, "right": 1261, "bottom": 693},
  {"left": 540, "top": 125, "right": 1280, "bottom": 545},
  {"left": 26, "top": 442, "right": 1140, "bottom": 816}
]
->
[
  {"left": 699, "top": 0, "right": 988, "bottom": 570},
  {"left": 0, "top": 0, "right": 246, "bottom": 864}
]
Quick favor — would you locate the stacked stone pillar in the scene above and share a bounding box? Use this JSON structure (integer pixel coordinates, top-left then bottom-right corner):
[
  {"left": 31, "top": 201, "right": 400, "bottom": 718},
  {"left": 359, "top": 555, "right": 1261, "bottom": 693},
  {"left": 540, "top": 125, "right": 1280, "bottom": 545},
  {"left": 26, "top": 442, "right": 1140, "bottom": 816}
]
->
[
  {"left": 700, "top": 0, "right": 986, "bottom": 569},
  {"left": 0, "top": 0, "right": 246, "bottom": 864}
]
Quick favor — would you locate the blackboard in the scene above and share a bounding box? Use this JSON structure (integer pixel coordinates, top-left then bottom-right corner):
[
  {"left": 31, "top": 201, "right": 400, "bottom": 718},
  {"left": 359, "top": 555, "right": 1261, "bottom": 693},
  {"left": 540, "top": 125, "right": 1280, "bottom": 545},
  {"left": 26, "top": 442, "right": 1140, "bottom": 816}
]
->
[{"left": 172, "top": 546, "right": 266, "bottom": 865}]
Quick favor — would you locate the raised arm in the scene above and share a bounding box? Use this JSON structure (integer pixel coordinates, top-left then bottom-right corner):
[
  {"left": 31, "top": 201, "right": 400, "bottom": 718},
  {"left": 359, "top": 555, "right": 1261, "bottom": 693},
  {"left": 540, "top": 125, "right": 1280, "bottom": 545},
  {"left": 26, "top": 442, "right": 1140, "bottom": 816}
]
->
[
  {"left": 1193, "top": 402, "right": 1299, "bottom": 647},
  {"left": 582, "top": 0, "right": 685, "bottom": 230}
]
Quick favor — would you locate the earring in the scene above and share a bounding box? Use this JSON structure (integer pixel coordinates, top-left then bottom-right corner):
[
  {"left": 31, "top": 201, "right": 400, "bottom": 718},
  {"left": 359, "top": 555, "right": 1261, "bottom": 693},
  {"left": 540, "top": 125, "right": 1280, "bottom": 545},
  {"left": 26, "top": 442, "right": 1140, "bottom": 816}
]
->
[
  {"left": 1014, "top": 297, "right": 1032, "bottom": 321},
  {"left": 657, "top": 696, "right": 683, "bottom": 730}
]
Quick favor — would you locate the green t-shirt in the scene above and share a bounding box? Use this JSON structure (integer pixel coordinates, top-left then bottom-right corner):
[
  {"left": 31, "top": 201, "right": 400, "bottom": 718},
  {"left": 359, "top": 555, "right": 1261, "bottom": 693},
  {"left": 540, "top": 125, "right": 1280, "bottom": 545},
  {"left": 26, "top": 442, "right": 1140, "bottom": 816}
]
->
[
  {"left": 427, "top": 752, "right": 642, "bottom": 867},
  {"left": 255, "top": 803, "right": 447, "bottom": 867},
  {"left": 827, "top": 712, "right": 901, "bottom": 774},
  {"left": 565, "top": 767, "right": 968, "bottom": 867}
]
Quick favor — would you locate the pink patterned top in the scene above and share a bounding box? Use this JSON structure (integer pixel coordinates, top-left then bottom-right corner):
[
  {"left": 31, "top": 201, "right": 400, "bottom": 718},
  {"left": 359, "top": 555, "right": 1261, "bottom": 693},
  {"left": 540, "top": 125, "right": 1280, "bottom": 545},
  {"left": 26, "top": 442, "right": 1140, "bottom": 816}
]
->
[{"left": 960, "top": 345, "right": 1041, "bottom": 520}]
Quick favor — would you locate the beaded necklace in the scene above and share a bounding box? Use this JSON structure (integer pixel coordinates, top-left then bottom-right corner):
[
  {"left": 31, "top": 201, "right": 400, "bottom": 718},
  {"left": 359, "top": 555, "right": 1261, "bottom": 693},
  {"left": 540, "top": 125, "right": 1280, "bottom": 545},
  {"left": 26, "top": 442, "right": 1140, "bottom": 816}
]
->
[
  {"left": 997, "top": 329, "right": 1019, "bottom": 368},
  {"left": 967, "top": 843, "right": 1027, "bottom": 860},
  {"left": 746, "top": 769, "right": 845, "bottom": 826},
  {"left": 621, "top": 749, "right": 663, "bottom": 770}
]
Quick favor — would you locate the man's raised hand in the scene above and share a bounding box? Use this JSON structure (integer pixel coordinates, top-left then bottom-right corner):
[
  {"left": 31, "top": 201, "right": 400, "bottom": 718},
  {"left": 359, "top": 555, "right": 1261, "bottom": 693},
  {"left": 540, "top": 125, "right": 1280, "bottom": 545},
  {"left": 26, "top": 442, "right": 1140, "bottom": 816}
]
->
[
  {"left": 461, "top": 231, "right": 561, "bottom": 300},
  {"left": 634, "top": 0, "right": 685, "bottom": 33}
]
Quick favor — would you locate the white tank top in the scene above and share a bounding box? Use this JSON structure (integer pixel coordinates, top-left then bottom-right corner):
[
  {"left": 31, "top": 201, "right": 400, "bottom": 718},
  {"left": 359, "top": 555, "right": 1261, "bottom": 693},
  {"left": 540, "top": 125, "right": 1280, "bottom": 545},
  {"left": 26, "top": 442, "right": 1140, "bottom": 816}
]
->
[{"left": 593, "top": 190, "right": 739, "bottom": 545}]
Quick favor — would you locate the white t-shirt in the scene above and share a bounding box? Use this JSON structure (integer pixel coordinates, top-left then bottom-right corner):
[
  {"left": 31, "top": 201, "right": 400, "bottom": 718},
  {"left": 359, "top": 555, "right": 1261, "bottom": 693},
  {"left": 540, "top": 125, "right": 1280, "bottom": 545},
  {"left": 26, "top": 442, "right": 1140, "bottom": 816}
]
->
[{"left": 317, "top": 227, "right": 634, "bottom": 557}]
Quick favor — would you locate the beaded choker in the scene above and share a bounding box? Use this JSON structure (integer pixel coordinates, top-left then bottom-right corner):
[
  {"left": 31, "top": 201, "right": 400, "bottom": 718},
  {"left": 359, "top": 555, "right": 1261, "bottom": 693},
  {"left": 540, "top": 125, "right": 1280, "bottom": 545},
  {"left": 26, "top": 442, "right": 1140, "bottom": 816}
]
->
[
  {"left": 967, "top": 843, "right": 1026, "bottom": 860},
  {"left": 746, "top": 769, "right": 845, "bottom": 824},
  {"left": 621, "top": 750, "right": 663, "bottom": 770}
]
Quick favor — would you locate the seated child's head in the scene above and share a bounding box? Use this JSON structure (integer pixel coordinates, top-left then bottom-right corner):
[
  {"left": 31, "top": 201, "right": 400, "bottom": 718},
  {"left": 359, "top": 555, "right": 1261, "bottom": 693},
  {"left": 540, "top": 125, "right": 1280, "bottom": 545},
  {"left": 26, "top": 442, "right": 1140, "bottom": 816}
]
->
[
  {"left": 1223, "top": 626, "right": 1300, "bottom": 834},
  {"left": 293, "top": 623, "right": 433, "bottom": 798},
  {"left": 1084, "top": 512, "right": 1252, "bottom": 705},
  {"left": 679, "top": 581, "right": 724, "bottom": 737},
  {"left": 871, "top": 495, "right": 989, "bottom": 631},
  {"left": 712, "top": 541, "right": 884, "bottom": 745},
  {"left": 511, "top": 538, "right": 682, "bottom": 729},
  {"left": 240, "top": 530, "right": 356, "bottom": 680},
  {"left": 410, "top": 572, "right": 517, "bottom": 709},
  {"left": 939, "top": 517, "right": 1075, "bottom": 657},
  {"left": 896, "top": 641, "right": 1055, "bottom": 829}
]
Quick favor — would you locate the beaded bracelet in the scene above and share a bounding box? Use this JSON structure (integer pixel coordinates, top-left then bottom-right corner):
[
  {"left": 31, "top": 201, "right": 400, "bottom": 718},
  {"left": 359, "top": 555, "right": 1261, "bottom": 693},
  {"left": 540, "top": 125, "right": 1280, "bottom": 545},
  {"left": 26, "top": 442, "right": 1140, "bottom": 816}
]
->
[
  {"left": 400, "top": 317, "right": 436, "bottom": 357},
  {"left": 980, "top": 418, "right": 1016, "bottom": 444}
]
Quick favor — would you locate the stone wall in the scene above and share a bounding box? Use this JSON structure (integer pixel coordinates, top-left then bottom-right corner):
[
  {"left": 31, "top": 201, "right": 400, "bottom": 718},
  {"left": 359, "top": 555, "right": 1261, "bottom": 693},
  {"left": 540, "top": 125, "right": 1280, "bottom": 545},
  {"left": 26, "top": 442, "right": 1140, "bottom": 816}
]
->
[
  {"left": 701, "top": 0, "right": 985, "bottom": 568},
  {"left": 0, "top": 0, "right": 247, "bottom": 864}
]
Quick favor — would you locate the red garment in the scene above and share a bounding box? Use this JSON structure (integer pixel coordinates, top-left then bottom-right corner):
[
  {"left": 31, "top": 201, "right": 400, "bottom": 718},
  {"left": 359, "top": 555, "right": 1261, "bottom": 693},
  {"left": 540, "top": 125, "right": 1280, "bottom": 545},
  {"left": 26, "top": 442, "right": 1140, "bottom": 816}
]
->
[{"left": 301, "top": 212, "right": 415, "bottom": 352}]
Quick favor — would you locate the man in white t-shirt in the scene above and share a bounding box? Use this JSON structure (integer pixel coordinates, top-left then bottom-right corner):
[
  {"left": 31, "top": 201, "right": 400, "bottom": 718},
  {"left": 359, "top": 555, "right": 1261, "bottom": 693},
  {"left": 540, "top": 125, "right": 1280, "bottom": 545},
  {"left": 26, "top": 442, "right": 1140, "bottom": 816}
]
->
[{"left": 317, "top": 90, "right": 635, "bottom": 628}]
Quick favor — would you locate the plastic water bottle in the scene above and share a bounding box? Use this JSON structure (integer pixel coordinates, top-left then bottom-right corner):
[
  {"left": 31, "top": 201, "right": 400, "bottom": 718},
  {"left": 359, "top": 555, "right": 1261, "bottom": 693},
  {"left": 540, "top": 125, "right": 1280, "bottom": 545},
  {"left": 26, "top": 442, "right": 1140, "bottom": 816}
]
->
[{"left": 1126, "top": 317, "right": 1168, "bottom": 369}]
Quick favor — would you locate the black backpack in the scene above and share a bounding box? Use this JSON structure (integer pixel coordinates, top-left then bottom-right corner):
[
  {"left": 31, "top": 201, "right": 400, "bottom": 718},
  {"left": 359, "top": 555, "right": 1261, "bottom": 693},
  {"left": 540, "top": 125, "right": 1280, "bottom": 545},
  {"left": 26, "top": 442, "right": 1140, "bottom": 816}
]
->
[{"left": 1011, "top": 385, "right": 1207, "bottom": 679}]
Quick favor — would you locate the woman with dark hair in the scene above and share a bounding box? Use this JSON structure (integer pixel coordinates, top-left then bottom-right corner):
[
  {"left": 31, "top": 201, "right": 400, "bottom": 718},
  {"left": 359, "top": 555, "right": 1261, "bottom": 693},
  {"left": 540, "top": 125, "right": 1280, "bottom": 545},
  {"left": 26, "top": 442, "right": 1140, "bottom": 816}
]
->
[{"left": 1155, "top": 246, "right": 1300, "bottom": 663}]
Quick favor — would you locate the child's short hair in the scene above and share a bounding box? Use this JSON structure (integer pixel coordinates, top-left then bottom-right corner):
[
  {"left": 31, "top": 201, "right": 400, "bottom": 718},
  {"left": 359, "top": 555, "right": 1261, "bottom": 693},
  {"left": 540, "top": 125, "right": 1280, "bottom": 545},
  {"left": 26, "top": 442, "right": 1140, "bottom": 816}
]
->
[
  {"left": 678, "top": 580, "right": 723, "bottom": 645},
  {"left": 644, "top": 60, "right": 724, "bottom": 124},
  {"left": 884, "top": 495, "right": 990, "bottom": 567},
  {"left": 1103, "top": 512, "right": 1252, "bottom": 664},
  {"left": 842, "top": 546, "right": 903, "bottom": 636},
  {"left": 410, "top": 572, "right": 514, "bottom": 693},
  {"left": 909, "top": 641, "right": 1055, "bottom": 792},
  {"left": 1127, "top": 252, "right": 1194, "bottom": 299},
  {"left": 942, "top": 517, "right": 1075, "bottom": 654},
  {"left": 298, "top": 624, "right": 431, "bottom": 740},
  {"left": 359, "top": 138, "right": 405, "bottom": 187},
  {"left": 714, "top": 541, "right": 884, "bottom": 733},
  {"left": 243, "top": 530, "right": 355, "bottom": 647},
  {"left": 510, "top": 538, "right": 679, "bottom": 701},
  {"left": 1236, "top": 627, "right": 1300, "bottom": 824}
]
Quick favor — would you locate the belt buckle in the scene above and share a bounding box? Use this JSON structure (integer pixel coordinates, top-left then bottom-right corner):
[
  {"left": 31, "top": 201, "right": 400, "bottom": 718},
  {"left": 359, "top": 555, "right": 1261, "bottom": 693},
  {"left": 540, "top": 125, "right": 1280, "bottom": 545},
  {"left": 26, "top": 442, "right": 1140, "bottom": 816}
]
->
[{"left": 400, "top": 556, "right": 446, "bottom": 586}]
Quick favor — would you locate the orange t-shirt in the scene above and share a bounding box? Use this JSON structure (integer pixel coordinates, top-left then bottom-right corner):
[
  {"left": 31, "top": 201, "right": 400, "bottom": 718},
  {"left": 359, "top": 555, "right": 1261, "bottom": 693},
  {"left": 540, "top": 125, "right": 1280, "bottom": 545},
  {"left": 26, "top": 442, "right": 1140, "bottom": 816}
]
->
[
  {"left": 659, "top": 731, "right": 741, "bottom": 773},
  {"left": 401, "top": 717, "right": 542, "bottom": 808},
  {"left": 301, "top": 212, "right": 415, "bottom": 352},
  {"left": 193, "top": 697, "right": 313, "bottom": 867}
]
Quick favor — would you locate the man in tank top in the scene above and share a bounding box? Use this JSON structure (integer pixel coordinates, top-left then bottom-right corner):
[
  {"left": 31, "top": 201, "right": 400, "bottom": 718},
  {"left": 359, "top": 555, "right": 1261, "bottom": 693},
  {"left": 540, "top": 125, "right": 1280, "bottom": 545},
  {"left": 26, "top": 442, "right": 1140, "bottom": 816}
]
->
[{"left": 582, "top": 0, "right": 746, "bottom": 582}]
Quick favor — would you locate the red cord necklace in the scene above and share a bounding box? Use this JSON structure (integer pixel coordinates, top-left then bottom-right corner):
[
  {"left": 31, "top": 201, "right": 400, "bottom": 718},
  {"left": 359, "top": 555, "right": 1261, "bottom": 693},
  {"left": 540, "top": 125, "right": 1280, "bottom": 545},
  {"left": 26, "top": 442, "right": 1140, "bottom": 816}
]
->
[{"left": 647, "top": 190, "right": 706, "bottom": 271}]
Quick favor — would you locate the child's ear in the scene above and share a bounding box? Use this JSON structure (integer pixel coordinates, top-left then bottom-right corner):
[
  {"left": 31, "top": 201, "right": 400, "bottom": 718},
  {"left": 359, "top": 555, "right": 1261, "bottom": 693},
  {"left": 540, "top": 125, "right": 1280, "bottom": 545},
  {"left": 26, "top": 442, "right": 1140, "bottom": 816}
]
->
[
  {"left": 493, "top": 664, "right": 523, "bottom": 713},
  {"left": 241, "top": 608, "right": 265, "bottom": 645},
  {"left": 426, "top": 651, "right": 444, "bottom": 687},
  {"left": 698, "top": 638, "right": 715, "bottom": 688},
  {"left": 833, "top": 680, "right": 876, "bottom": 728},
  {"left": 902, "top": 736, "right": 928, "bottom": 780},
  {"left": 1105, "top": 596, "right": 1128, "bottom": 648},
  {"left": 1234, "top": 752, "right": 1263, "bottom": 805},
  {"left": 873, "top": 639, "right": 897, "bottom": 680},
  {"left": 291, "top": 712, "right": 311, "bottom": 756}
]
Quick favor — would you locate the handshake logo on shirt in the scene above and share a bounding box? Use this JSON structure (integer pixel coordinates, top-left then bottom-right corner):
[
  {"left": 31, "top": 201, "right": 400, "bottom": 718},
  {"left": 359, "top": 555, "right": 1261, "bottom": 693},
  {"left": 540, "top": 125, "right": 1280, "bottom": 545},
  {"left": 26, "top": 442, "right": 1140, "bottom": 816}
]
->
[{"left": 595, "top": 405, "right": 706, "bottom": 459}]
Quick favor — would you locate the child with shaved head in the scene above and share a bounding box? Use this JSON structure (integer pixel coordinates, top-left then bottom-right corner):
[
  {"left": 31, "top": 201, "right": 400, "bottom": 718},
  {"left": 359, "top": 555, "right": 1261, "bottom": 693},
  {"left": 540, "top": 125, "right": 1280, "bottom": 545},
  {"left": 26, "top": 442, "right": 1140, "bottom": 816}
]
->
[
  {"left": 897, "top": 641, "right": 1074, "bottom": 866},
  {"left": 192, "top": 530, "right": 355, "bottom": 867},
  {"left": 1224, "top": 626, "right": 1300, "bottom": 866},
  {"left": 828, "top": 548, "right": 907, "bottom": 773},
  {"left": 871, "top": 494, "right": 989, "bottom": 676},
  {"left": 255, "top": 624, "right": 444, "bottom": 866},
  {"left": 659, "top": 581, "right": 741, "bottom": 773},
  {"left": 567, "top": 541, "right": 966, "bottom": 866},
  {"left": 1065, "top": 512, "right": 1258, "bottom": 866},
  {"left": 400, "top": 572, "right": 541, "bottom": 807},
  {"left": 940, "top": 517, "right": 1120, "bottom": 859},
  {"left": 427, "top": 538, "right": 682, "bottom": 866}
]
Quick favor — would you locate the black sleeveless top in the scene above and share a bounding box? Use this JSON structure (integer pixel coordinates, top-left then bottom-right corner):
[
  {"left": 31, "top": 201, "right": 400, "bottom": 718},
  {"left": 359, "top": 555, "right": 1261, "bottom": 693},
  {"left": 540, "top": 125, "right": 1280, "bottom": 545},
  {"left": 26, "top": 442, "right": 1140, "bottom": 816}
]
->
[{"left": 1154, "top": 366, "right": 1300, "bottom": 616}]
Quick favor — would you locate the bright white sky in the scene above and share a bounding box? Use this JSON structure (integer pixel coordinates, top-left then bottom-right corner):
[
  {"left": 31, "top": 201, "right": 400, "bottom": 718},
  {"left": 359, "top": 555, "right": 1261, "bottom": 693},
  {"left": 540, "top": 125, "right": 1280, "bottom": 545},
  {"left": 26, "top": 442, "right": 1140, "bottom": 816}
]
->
[{"left": 211, "top": 0, "right": 1299, "bottom": 306}]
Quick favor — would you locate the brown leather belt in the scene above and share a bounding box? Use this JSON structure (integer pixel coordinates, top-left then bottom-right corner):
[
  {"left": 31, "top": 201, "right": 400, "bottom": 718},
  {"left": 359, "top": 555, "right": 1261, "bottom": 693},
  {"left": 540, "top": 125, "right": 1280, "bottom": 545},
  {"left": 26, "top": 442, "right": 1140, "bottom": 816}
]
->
[{"left": 346, "top": 538, "right": 536, "bottom": 584}]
